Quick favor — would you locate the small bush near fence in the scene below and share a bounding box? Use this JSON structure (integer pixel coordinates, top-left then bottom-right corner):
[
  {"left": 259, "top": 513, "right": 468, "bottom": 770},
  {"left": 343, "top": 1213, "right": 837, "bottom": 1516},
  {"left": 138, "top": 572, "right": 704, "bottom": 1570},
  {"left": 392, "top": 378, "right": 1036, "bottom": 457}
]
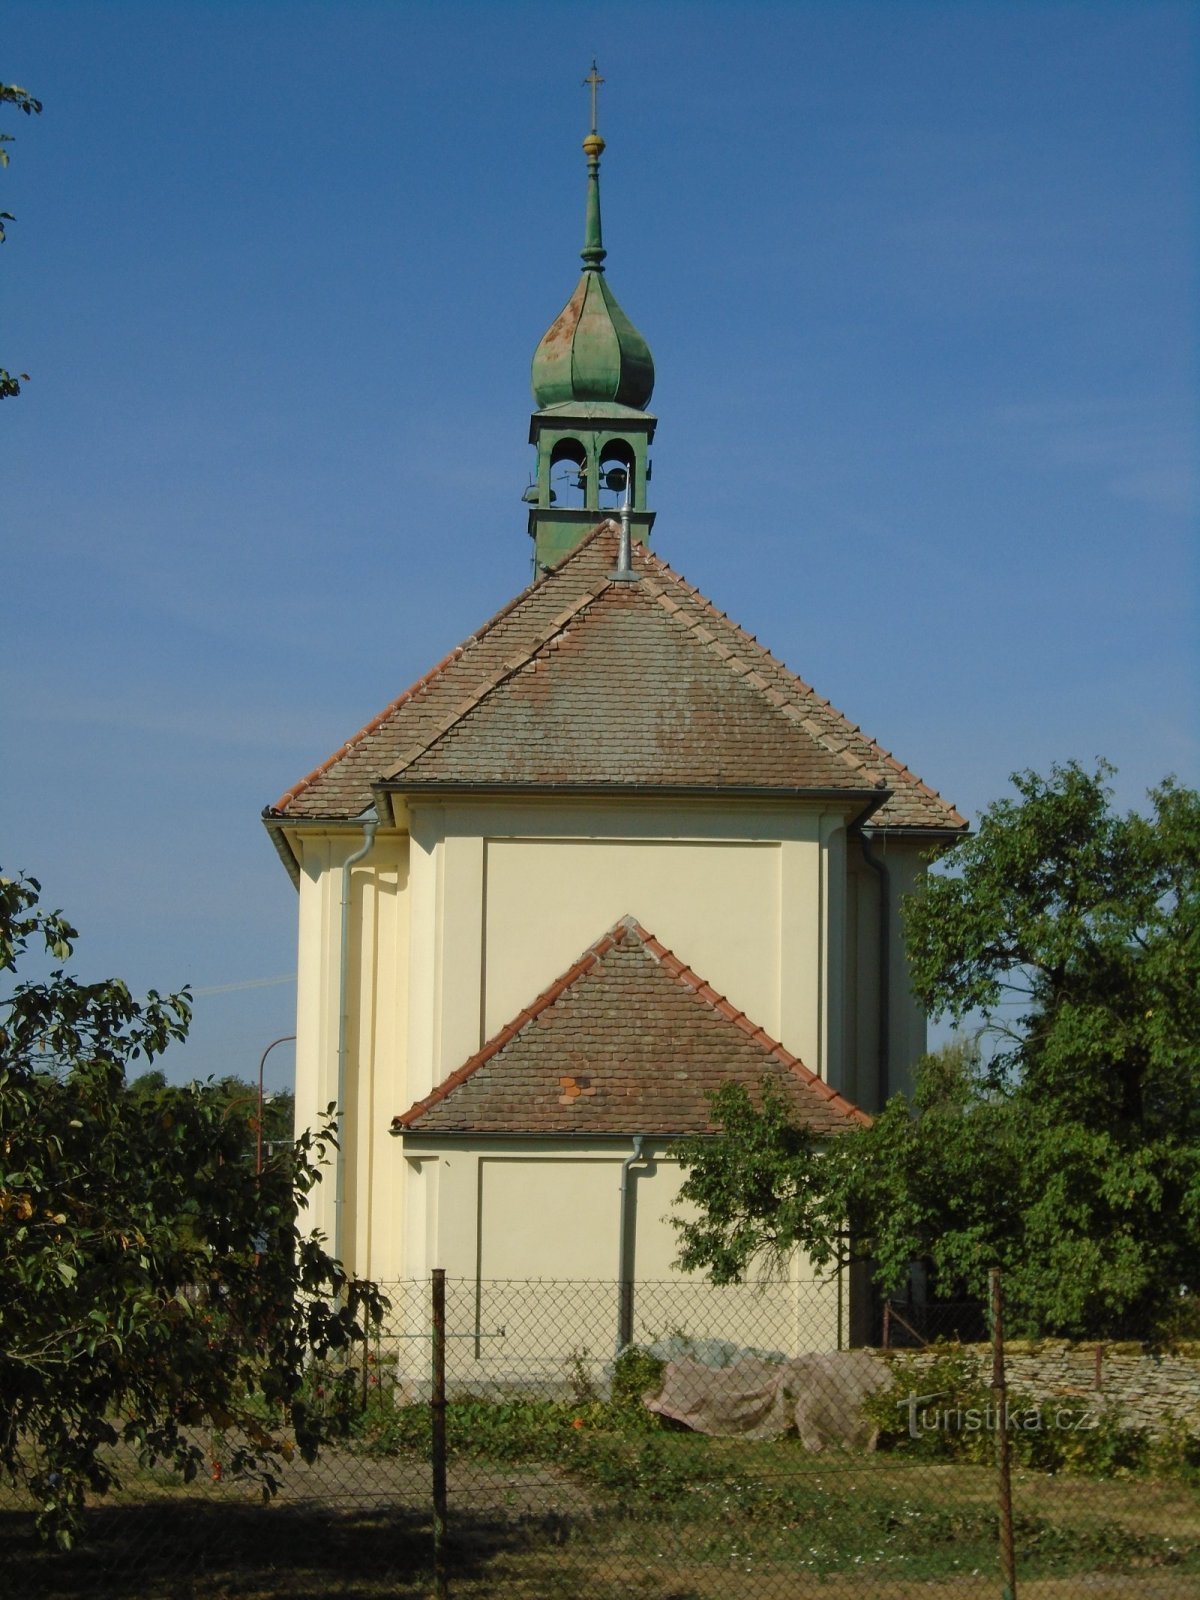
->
[{"left": 3, "top": 1277, "right": 1199, "bottom": 1600}]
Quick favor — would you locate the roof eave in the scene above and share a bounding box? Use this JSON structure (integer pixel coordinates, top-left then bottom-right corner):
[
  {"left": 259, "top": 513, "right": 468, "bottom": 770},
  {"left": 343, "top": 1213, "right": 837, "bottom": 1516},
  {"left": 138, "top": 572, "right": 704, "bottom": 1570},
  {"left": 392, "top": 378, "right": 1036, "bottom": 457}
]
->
[
  {"left": 378, "top": 780, "right": 890, "bottom": 807},
  {"left": 859, "top": 822, "right": 970, "bottom": 852},
  {"left": 861, "top": 823, "right": 969, "bottom": 836},
  {"left": 396, "top": 1125, "right": 704, "bottom": 1141},
  {"left": 261, "top": 812, "right": 302, "bottom": 889},
  {"left": 269, "top": 783, "right": 894, "bottom": 833},
  {"left": 392, "top": 1121, "right": 858, "bottom": 1140},
  {"left": 261, "top": 810, "right": 385, "bottom": 885}
]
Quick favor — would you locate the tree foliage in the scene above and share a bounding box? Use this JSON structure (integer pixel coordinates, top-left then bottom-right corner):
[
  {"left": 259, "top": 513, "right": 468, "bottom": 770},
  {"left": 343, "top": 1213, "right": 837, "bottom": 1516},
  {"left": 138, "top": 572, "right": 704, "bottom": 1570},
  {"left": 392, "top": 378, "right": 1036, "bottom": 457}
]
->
[
  {"left": 1, "top": 81, "right": 42, "bottom": 397},
  {"left": 0, "top": 872, "right": 385, "bottom": 1545},
  {"left": 127, "top": 1070, "right": 297, "bottom": 1158},
  {"left": 673, "top": 763, "right": 1200, "bottom": 1339}
]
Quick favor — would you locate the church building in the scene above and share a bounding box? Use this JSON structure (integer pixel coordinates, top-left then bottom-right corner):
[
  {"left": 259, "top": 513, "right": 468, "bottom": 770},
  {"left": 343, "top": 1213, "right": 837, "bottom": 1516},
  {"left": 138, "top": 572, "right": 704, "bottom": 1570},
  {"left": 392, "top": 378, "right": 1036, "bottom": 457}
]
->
[{"left": 262, "top": 86, "right": 965, "bottom": 1354}]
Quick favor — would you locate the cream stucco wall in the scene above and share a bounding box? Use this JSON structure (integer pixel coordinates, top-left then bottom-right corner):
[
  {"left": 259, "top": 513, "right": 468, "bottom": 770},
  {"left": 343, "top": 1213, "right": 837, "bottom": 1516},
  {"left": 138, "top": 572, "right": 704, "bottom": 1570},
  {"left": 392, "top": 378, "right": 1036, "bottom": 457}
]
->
[
  {"left": 290, "top": 826, "right": 410, "bottom": 1278},
  {"left": 283, "top": 797, "right": 927, "bottom": 1290},
  {"left": 404, "top": 797, "right": 855, "bottom": 1105},
  {"left": 390, "top": 1139, "right": 843, "bottom": 1386}
]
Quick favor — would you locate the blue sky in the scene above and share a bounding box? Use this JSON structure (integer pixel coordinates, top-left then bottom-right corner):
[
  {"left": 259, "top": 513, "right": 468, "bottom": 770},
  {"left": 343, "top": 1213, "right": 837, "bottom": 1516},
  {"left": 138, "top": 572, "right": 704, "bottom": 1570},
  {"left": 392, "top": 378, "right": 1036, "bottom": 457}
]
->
[{"left": 4, "top": 1, "right": 1196, "bottom": 1089}]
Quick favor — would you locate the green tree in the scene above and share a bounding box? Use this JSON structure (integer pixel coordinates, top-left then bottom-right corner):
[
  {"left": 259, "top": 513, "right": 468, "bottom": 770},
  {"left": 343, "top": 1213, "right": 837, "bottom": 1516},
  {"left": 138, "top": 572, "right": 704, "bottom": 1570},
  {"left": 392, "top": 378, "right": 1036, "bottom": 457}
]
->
[
  {"left": 126, "top": 1072, "right": 296, "bottom": 1161},
  {"left": 1, "top": 82, "right": 41, "bottom": 397},
  {"left": 0, "top": 872, "right": 385, "bottom": 1546},
  {"left": 672, "top": 763, "right": 1200, "bottom": 1338}
]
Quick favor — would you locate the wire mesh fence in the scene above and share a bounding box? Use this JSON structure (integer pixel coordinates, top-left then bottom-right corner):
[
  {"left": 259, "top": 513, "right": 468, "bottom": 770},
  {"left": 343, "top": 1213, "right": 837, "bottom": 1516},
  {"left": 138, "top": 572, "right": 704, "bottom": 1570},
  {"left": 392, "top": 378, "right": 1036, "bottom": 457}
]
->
[
  {"left": 880, "top": 1297, "right": 991, "bottom": 1348},
  {"left": 3, "top": 1273, "right": 1199, "bottom": 1598}
]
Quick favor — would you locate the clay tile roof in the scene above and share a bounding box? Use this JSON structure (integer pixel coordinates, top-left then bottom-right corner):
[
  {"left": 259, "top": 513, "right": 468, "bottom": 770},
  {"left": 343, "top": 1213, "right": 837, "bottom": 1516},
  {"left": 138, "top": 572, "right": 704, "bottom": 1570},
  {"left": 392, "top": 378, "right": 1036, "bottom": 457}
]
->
[
  {"left": 267, "top": 524, "right": 965, "bottom": 832},
  {"left": 393, "top": 916, "right": 871, "bottom": 1138}
]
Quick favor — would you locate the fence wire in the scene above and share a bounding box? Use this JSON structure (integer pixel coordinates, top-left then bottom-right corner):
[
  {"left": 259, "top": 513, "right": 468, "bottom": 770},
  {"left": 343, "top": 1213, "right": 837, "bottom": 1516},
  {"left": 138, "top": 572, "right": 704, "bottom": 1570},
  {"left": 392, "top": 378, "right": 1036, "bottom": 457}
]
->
[{"left": 3, "top": 1274, "right": 1198, "bottom": 1598}]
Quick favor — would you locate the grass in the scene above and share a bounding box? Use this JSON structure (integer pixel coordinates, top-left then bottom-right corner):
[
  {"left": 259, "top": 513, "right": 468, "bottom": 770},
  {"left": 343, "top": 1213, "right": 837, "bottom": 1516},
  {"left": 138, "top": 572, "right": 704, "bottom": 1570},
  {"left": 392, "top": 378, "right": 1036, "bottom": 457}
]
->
[
  {"left": 3, "top": 1392, "right": 1198, "bottom": 1597},
  {"left": 4, "top": 1461, "right": 1197, "bottom": 1600},
  {"left": 448, "top": 1431, "right": 1198, "bottom": 1588},
  {"left": 361, "top": 1394, "right": 1200, "bottom": 1591}
]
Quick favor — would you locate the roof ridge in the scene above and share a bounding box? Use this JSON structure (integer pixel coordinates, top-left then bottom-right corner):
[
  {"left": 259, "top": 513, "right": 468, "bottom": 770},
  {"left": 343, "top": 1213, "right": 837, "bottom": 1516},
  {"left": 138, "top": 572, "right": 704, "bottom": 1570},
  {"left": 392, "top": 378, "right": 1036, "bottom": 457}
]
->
[
  {"left": 629, "top": 919, "right": 871, "bottom": 1126},
  {"left": 269, "top": 523, "right": 618, "bottom": 813},
  {"left": 272, "top": 526, "right": 964, "bottom": 829},
  {"left": 637, "top": 580, "right": 876, "bottom": 784},
  {"left": 382, "top": 582, "right": 610, "bottom": 781},
  {"left": 392, "top": 919, "right": 626, "bottom": 1128},
  {"left": 390, "top": 572, "right": 877, "bottom": 790},
  {"left": 540, "top": 518, "right": 620, "bottom": 577},
  {"left": 392, "top": 913, "right": 870, "bottom": 1132},
  {"left": 636, "top": 545, "right": 966, "bottom": 828}
]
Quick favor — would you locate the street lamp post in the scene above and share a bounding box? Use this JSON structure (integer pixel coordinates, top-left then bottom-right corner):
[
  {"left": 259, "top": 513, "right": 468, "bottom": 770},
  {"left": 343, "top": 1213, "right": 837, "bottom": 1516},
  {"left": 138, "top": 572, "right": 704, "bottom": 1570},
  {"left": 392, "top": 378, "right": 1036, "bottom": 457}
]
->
[{"left": 257, "top": 1034, "right": 296, "bottom": 1175}]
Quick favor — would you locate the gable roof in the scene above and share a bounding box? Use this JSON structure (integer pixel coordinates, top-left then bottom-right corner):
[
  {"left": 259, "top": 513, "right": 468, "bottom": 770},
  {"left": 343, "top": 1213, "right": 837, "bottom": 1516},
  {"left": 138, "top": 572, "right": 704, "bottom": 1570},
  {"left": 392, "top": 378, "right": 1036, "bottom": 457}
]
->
[
  {"left": 393, "top": 916, "right": 870, "bottom": 1138},
  {"left": 268, "top": 524, "right": 964, "bottom": 831}
]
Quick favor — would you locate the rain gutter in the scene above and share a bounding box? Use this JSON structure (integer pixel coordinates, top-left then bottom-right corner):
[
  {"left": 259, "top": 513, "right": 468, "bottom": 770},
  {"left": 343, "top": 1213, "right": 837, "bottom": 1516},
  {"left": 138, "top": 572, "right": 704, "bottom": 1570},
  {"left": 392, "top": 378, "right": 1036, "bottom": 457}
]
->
[
  {"left": 260, "top": 811, "right": 303, "bottom": 887},
  {"left": 377, "top": 782, "right": 890, "bottom": 808},
  {"left": 393, "top": 1127, "right": 683, "bottom": 1142},
  {"left": 261, "top": 812, "right": 375, "bottom": 889}
]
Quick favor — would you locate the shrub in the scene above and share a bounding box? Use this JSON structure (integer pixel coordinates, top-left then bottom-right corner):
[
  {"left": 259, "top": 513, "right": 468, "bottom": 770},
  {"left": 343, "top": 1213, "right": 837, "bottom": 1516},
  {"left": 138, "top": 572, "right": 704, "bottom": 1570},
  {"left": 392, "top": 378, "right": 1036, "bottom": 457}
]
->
[
  {"left": 610, "top": 1345, "right": 666, "bottom": 1420},
  {"left": 864, "top": 1345, "right": 1200, "bottom": 1480},
  {"left": 863, "top": 1346, "right": 995, "bottom": 1463}
]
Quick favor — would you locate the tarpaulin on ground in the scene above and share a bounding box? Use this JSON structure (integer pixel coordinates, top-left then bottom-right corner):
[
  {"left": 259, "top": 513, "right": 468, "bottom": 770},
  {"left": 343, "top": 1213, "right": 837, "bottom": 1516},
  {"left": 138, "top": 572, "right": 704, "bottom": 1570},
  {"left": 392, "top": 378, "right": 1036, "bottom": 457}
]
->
[{"left": 645, "top": 1349, "right": 890, "bottom": 1448}]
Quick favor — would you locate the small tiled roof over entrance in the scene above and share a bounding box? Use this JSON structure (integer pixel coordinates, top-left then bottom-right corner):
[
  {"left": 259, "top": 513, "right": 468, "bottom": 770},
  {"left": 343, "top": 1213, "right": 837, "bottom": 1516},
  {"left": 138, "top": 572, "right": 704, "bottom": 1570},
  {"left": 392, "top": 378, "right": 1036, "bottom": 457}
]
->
[
  {"left": 267, "top": 524, "right": 965, "bottom": 832},
  {"left": 393, "top": 917, "right": 870, "bottom": 1138}
]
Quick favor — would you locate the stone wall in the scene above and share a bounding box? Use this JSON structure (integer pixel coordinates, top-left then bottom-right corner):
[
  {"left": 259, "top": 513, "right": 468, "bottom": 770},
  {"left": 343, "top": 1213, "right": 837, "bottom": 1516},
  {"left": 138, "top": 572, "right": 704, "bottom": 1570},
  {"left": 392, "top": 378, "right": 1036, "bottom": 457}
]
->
[{"left": 880, "top": 1341, "right": 1200, "bottom": 1434}]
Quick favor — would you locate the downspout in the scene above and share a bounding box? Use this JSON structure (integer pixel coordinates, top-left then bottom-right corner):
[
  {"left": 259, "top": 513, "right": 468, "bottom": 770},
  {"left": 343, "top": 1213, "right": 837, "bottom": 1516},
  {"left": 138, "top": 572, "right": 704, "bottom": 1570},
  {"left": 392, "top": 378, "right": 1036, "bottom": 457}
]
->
[
  {"left": 334, "top": 818, "right": 379, "bottom": 1267},
  {"left": 856, "top": 829, "right": 890, "bottom": 1110},
  {"left": 616, "top": 1135, "right": 649, "bottom": 1354}
]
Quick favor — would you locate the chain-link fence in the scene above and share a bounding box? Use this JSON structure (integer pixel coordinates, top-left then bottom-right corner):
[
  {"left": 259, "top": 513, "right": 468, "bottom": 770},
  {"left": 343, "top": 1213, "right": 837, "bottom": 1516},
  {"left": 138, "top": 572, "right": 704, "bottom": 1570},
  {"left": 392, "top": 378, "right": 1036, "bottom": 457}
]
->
[{"left": 4, "top": 1273, "right": 1198, "bottom": 1598}]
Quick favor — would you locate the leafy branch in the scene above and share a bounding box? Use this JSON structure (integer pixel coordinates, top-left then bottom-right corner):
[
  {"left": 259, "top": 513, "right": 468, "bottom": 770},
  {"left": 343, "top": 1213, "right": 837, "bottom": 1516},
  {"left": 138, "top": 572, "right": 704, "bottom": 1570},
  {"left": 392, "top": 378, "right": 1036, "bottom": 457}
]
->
[
  {"left": 1, "top": 80, "right": 42, "bottom": 397},
  {"left": 672, "top": 763, "right": 1200, "bottom": 1339},
  {"left": 1, "top": 871, "right": 386, "bottom": 1548}
]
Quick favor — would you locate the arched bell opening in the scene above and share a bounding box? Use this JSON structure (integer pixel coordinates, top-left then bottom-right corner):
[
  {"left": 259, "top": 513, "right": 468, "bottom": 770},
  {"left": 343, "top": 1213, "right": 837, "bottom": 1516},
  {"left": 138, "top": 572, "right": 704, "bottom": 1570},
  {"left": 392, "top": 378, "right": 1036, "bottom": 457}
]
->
[
  {"left": 597, "top": 440, "right": 635, "bottom": 511},
  {"left": 549, "top": 438, "right": 588, "bottom": 509}
]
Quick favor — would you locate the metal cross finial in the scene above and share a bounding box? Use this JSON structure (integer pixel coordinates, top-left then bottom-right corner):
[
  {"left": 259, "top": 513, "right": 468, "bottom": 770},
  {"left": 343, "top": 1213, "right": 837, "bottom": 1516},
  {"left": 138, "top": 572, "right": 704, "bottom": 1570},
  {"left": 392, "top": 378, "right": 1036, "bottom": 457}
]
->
[{"left": 583, "top": 60, "right": 604, "bottom": 134}]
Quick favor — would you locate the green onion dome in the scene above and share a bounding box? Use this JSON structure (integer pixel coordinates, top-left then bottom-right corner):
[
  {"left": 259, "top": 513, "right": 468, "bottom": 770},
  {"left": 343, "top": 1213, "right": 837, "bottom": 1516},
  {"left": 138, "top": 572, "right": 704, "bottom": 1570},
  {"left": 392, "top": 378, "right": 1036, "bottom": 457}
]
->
[{"left": 531, "top": 132, "right": 655, "bottom": 412}]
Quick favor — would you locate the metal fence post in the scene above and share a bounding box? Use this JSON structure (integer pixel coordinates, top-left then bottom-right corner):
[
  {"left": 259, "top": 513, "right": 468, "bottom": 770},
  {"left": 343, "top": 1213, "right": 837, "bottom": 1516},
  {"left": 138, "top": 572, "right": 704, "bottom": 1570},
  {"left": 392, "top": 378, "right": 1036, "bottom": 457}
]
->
[
  {"left": 990, "top": 1267, "right": 1018, "bottom": 1600},
  {"left": 431, "top": 1268, "right": 448, "bottom": 1600}
]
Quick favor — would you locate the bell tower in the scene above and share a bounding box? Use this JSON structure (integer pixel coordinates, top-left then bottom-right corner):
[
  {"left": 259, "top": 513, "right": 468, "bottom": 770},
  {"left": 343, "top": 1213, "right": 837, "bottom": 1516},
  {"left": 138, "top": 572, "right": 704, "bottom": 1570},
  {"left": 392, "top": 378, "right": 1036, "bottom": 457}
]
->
[{"left": 526, "top": 65, "right": 656, "bottom": 572}]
